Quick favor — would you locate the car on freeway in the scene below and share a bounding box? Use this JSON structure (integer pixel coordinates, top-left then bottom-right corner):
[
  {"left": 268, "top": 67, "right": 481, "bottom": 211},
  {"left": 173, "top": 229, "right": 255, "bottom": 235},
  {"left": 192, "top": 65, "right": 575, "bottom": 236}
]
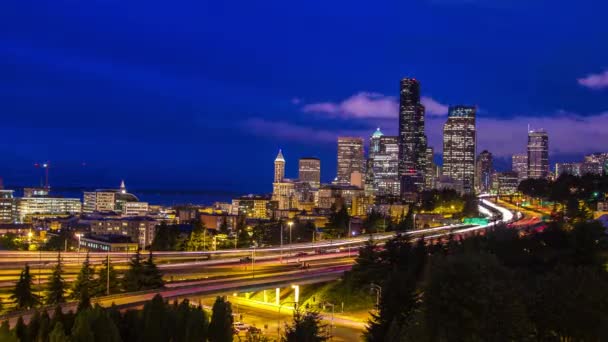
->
[
  {"left": 233, "top": 322, "right": 250, "bottom": 333},
  {"left": 239, "top": 256, "right": 252, "bottom": 263}
]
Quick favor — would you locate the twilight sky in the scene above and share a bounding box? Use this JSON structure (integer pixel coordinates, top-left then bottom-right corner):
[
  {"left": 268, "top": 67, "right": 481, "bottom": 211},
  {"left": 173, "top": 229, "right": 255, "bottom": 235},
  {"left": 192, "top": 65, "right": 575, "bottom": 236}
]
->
[{"left": 1, "top": 0, "right": 607, "bottom": 194}]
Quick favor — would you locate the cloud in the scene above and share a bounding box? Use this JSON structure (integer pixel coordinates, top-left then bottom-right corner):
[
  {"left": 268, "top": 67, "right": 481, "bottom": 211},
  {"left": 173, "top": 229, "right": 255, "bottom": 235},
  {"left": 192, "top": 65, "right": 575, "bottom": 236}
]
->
[
  {"left": 578, "top": 70, "right": 608, "bottom": 89},
  {"left": 302, "top": 92, "right": 449, "bottom": 118},
  {"left": 421, "top": 96, "right": 449, "bottom": 116},
  {"left": 242, "top": 118, "right": 369, "bottom": 143},
  {"left": 291, "top": 97, "right": 302, "bottom": 105},
  {"left": 425, "top": 111, "right": 608, "bottom": 157}
]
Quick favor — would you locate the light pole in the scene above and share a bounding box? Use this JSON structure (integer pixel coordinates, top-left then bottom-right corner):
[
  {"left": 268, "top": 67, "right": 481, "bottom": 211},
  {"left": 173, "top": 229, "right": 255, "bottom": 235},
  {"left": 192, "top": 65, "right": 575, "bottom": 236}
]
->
[
  {"left": 75, "top": 233, "right": 82, "bottom": 265},
  {"left": 370, "top": 283, "right": 382, "bottom": 311},
  {"left": 323, "top": 302, "right": 335, "bottom": 341},
  {"left": 251, "top": 247, "right": 256, "bottom": 279},
  {"left": 280, "top": 221, "right": 284, "bottom": 263},
  {"left": 288, "top": 221, "right": 293, "bottom": 257},
  {"left": 106, "top": 251, "right": 111, "bottom": 296}
]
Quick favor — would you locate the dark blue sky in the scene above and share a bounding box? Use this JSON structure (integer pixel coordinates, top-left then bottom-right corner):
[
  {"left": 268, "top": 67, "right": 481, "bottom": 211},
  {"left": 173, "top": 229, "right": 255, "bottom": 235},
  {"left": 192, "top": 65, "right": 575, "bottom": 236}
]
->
[{"left": 1, "top": 0, "right": 607, "bottom": 195}]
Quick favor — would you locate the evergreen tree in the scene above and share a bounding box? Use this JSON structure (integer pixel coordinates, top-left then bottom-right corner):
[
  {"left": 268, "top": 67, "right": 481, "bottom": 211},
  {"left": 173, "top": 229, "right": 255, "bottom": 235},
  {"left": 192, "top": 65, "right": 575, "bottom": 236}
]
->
[
  {"left": 77, "top": 287, "right": 91, "bottom": 313},
  {"left": 282, "top": 310, "right": 328, "bottom": 342},
  {"left": 142, "top": 251, "right": 164, "bottom": 290},
  {"left": 187, "top": 219, "right": 207, "bottom": 251},
  {"left": 50, "top": 306, "right": 65, "bottom": 333},
  {"left": 14, "top": 317, "right": 26, "bottom": 342},
  {"left": 94, "top": 256, "right": 119, "bottom": 296},
  {"left": 27, "top": 310, "right": 41, "bottom": 342},
  {"left": 208, "top": 296, "right": 234, "bottom": 342},
  {"left": 48, "top": 322, "right": 67, "bottom": 342},
  {"left": 219, "top": 215, "right": 229, "bottom": 234},
  {"left": 71, "top": 252, "right": 95, "bottom": 300},
  {"left": 122, "top": 249, "right": 144, "bottom": 292},
  {"left": 141, "top": 294, "right": 170, "bottom": 342},
  {"left": 46, "top": 252, "right": 66, "bottom": 305},
  {"left": 37, "top": 310, "right": 51, "bottom": 342},
  {"left": 0, "top": 320, "right": 17, "bottom": 342},
  {"left": 71, "top": 305, "right": 121, "bottom": 342},
  {"left": 11, "top": 265, "right": 40, "bottom": 309}
]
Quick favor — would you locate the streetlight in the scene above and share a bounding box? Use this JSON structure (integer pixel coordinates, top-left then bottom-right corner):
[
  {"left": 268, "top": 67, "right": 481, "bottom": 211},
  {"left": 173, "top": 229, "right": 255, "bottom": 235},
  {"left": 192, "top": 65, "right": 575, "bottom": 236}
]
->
[
  {"left": 370, "top": 283, "right": 381, "bottom": 311},
  {"left": 288, "top": 221, "right": 293, "bottom": 244},
  {"left": 75, "top": 233, "right": 82, "bottom": 265},
  {"left": 323, "top": 302, "right": 335, "bottom": 341},
  {"left": 280, "top": 221, "right": 284, "bottom": 263}
]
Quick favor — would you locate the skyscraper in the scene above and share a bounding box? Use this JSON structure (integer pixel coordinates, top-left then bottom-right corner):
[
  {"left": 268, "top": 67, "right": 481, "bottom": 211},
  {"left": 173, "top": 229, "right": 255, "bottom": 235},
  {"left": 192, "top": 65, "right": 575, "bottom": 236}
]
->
[
  {"left": 425, "top": 147, "right": 436, "bottom": 190},
  {"left": 527, "top": 129, "right": 549, "bottom": 179},
  {"left": 369, "top": 128, "right": 400, "bottom": 196},
  {"left": 398, "top": 78, "right": 427, "bottom": 195},
  {"left": 274, "top": 149, "right": 285, "bottom": 183},
  {"left": 337, "top": 137, "right": 365, "bottom": 185},
  {"left": 475, "top": 150, "right": 493, "bottom": 193},
  {"left": 512, "top": 153, "right": 528, "bottom": 183},
  {"left": 443, "top": 106, "right": 477, "bottom": 194},
  {"left": 298, "top": 157, "right": 321, "bottom": 188}
]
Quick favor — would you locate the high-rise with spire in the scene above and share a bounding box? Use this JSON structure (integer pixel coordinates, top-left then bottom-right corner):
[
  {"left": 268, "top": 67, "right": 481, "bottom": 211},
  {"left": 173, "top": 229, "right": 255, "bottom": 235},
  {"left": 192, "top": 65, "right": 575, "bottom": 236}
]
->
[
  {"left": 274, "top": 149, "right": 285, "bottom": 183},
  {"left": 398, "top": 78, "right": 427, "bottom": 197}
]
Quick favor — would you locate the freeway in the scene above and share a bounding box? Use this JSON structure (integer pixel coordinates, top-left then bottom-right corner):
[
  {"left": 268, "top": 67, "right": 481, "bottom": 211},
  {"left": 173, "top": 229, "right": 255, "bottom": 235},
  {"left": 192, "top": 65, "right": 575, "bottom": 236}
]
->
[{"left": 0, "top": 197, "right": 518, "bottom": 328}]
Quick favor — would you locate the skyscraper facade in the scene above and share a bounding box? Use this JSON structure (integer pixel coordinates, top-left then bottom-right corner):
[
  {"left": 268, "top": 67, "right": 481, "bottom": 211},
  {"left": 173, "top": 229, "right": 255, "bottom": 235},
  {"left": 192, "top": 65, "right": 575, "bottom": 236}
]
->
[
  {"left": 442, "top": 106, "right": 477, "bottom": 194},
  {"left": 398, "top": 78, "right": 427, "bottom": 195},
  {"left": 298, "top": 157, "right": 321, "bottom": 188},
  {"left": 369, "top": 129, "right": 400, "bottom": 196},
  {"left": 527, "top": 129, "right": 549, "bottom": 179},
  {"left": 425, "top": 147, "right": 436, "bottom": 190},
  {"left": 337, "top": 137, "right": 365, "bottom": 185},
  {"left": 512, "top": 153, "right": 528, "bottom": 183},
  {"left": 475, "top": 150, "right": 493, "bottom": 193},
  {"left": 274, "top": 149, "right": 285, "bottom": 183}
]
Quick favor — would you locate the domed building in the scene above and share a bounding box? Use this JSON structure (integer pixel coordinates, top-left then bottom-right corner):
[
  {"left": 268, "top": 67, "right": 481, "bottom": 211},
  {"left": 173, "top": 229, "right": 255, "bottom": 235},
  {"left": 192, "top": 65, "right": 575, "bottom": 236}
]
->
[{"left": 83, "top": 180, "right": 144, "bottom": 214}]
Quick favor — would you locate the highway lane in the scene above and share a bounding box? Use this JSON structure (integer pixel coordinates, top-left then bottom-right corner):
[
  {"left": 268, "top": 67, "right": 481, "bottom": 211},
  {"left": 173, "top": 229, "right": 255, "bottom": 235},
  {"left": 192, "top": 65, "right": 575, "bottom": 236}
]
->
[{"left": 0, "top": 199, "right": 513, "bottom": 330}]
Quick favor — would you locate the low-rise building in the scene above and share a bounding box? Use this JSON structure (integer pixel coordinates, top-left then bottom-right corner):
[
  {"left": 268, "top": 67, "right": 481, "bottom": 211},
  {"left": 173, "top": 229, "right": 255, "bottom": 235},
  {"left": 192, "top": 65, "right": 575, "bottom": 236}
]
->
[
  {"left": 122, "top": 202, "right": 149, "bottom": 216},
  {"left": 17, "top": 197, "right": 82, "bottom": 223},
  {"left": 83, "top": 216, "right": 158, "bottom": 248},
  {"left": 79, "top": 234, "right": 138, "bottom": 252},
  {"left": 0, "top": 190, "right": 16, "bottom": 224}
]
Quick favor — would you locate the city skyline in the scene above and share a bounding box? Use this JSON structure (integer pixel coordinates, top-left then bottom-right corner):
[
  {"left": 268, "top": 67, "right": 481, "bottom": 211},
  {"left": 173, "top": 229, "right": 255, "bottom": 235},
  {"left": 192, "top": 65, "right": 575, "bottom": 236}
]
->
[{"left": 1, "top": 1, "right": 607, "bottom": 194}]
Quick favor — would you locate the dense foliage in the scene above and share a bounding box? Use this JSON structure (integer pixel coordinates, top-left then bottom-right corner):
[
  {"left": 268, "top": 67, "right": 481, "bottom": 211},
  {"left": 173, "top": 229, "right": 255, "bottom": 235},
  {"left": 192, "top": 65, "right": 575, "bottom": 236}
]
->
[
  {"left": 349, "top": 219, "right": 608, "bottom": 341},
  {"left": 2, "top": 294, "right": 209, "bottom": 342}
]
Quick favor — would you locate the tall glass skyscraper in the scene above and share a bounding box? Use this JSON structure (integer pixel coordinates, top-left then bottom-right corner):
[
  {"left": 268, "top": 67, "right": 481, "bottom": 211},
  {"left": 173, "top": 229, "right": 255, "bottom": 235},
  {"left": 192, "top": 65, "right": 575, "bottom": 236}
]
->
[
  {"left": 527, "top": 129, "right": 549, "bottom": 179},
  {"left": 443, "top": 106, "right": 477, "bottom": 194},
  {"left": 398, "top": 78, "right": 427, "bottom": 195},
  {"left": 368, "top": 128, "right": 400, "bottom": 196},
  {"left": 475, "top": 150, "right": 493, "bottom": 193}
]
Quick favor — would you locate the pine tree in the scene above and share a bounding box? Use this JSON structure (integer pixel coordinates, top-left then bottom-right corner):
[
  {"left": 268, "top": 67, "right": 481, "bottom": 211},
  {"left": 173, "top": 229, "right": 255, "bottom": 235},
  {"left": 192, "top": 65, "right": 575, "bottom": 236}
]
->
[
  {"left": 282, "top": 310, "right": 328, "bottom": 342},
  {"left": 208, "top": 296, "right": 234, "bottom": 342},
  {"left": 14, "top": 317, "right": 26, "bottom": 342},
  {"left": 0, "top": 320, "right": 17, "bottom": 342},
  {"left": 187, "top": 219, "right": 207, "bottom": 251},
  {"left": 48, "top": 322, "right": 67, "bottom": 342},
  {"left": 37, "top": 310, "right": 51, "bottom": 342},
  {"left": 11, "top": 265, "right": 40, "bottom": 309},
  {"left": 142, "top": 251, "right": 164, "bottom": 290},
  {"left": 141, "top": 294, "right": 170, "bottom": 342},
  {"left": 77, "top": 287, "right": 91, "bottom": 313},
  {"left": 94, "top": 256, "right": 119, "bottom": 296},
  {"left": 46, "top": 252, "right": 66, "bottom": 305},
  {"left": 71, "top": 252, "right": 95, "bottom": 300},
  {"left": 122, "top": 249, "right": 144, "bottom": 292},
  {"left": 27, "top": 310, "right": 41, "bottom": 342}
]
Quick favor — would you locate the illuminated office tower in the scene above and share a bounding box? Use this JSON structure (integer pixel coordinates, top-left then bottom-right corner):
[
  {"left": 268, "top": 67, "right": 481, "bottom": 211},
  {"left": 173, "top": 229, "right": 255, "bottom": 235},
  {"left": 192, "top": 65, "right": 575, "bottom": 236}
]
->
[
  {"left": 442, "top": 106, "right": 477, "bottom": 194},
  {"left": 298, "top": 157, "right": 321, "bottom": 188},
  {"left": 336, "top": 137, "right": 365, "bottom": 185},
  {"left": 475, "top": 150, "right": 493, "bottom": 193},
  {"left": 398, "top": 78, "right": 427, "bottom": 195},
  {"left": 369, "top": 128, "right": 400, "bottom": 196},
  {"left": 527, "top": 129, "right": 549, "bottom": 179},
  {"left": 512, "top": 153, "right": 528, "bottom": 183}
]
